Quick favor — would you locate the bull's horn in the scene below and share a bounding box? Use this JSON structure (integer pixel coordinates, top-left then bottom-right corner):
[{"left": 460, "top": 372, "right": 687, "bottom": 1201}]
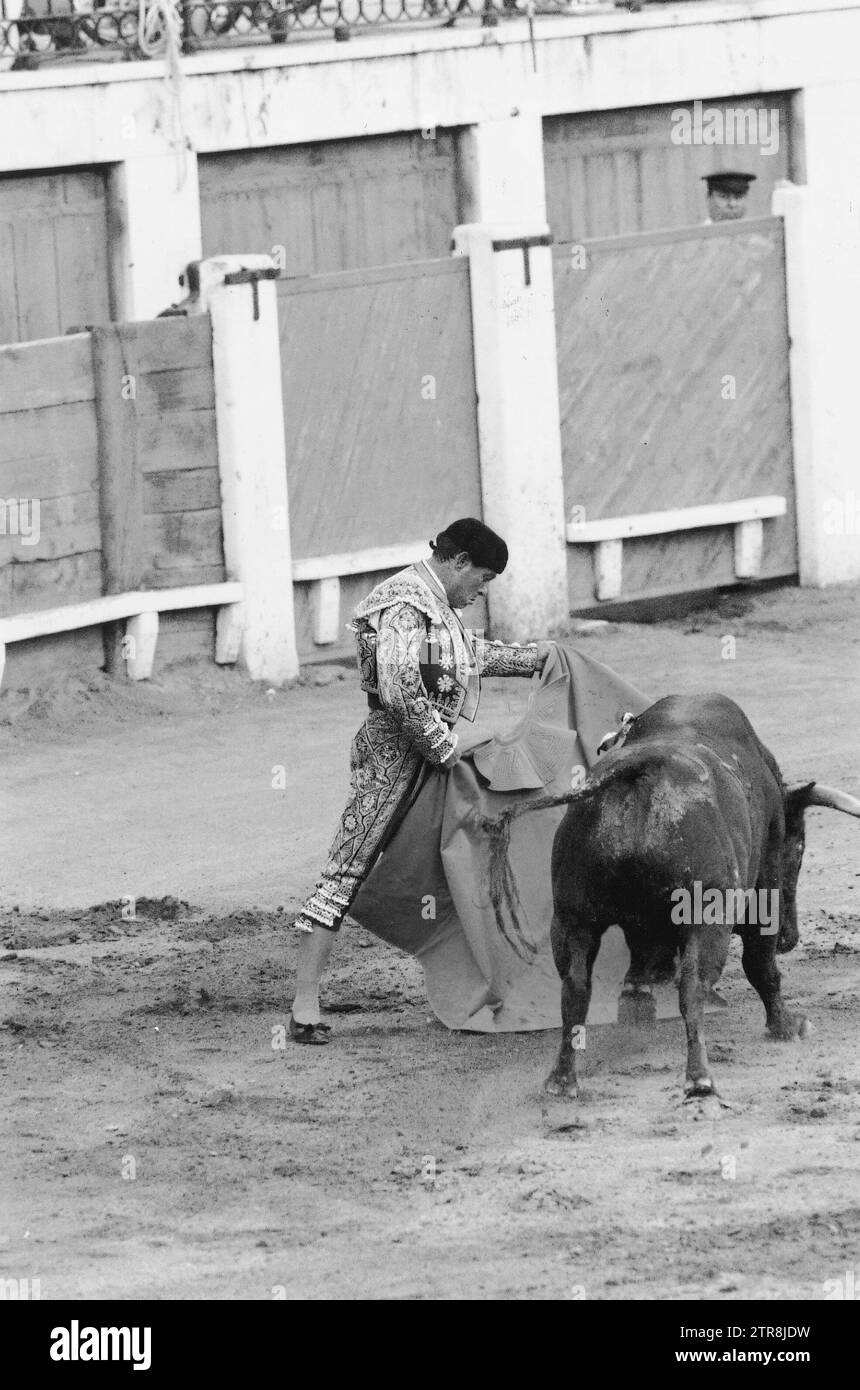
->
[{"left": 806, "top": 784, "right": 860, "bottom": 817}]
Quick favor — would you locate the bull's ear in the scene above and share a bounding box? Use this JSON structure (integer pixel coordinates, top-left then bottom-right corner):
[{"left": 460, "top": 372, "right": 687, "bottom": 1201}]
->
[{"left": 784, "top": 781, "right": 816, "bottom": 824}]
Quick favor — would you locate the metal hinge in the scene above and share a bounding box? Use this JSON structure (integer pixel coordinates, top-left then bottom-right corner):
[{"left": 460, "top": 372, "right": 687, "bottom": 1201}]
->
[
  {"left": 490, "top": 233, "right": 554, "bottom": 286},
  {"left": 222, "top": 266, "right": 281, "bottom": 320}
]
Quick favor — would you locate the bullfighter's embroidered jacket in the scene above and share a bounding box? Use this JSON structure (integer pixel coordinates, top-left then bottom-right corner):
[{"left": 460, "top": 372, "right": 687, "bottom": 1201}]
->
[
  {"left": 352, "top": 562, "right": 541, "bottom": 764},
  {"left": 293, "top": 561, "right": 540, "bottom": 934}
]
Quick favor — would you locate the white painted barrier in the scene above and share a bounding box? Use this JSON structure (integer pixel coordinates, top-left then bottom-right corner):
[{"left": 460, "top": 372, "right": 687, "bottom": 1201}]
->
[
  {"left": 292, "top": 541, "right": 428, "bottom": 646},
  {"left": 567, "top": 496, "right": 787, "bottom": 602},
  {"left": 0, "top": 582, "right": 244, "bottom": 690}
]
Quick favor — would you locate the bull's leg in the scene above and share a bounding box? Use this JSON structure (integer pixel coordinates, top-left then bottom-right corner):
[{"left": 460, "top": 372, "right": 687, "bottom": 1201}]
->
[
  {"left": 678, "top": 924, "right": 731, "bottom": 1097},
  {"left": 544, "top": 914, "right": 600, "bottom": 1099},
  {"left": 619, "top": 945, "right": 657, "bottom": 1027},
  {"left": 622, "top": 946, "right": 656, "bottom": 997},
  {"left": 739, "top": 930, "right": 808, "bottom": 1039},
  {"left": 619, "top": 923, "right": 676, "bottom": 1026}
]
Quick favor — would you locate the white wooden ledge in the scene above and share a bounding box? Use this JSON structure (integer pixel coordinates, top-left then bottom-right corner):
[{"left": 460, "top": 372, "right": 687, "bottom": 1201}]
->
[
  {"left": 293, "top": 540, "right": 427, "bottom": 645},
  {"left": 0, "top": 581, "right": 245, "bottom": 689},
  {"left": 566, "top": 496, "right": 787, "bottom": 600}
]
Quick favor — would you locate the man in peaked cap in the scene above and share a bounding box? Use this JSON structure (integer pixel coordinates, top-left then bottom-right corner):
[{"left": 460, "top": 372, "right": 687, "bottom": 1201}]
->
[
  {"left": 289, "top": 518, "right": 554, "bottom": 1043},
  {"left": 702, "top": 170, "right": 757, "bottom": 224}
]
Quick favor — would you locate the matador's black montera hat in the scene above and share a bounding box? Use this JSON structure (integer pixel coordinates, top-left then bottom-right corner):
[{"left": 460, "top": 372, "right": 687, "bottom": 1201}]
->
[{"left": 431, "top": 518, "right": 509, "bottom": 574}]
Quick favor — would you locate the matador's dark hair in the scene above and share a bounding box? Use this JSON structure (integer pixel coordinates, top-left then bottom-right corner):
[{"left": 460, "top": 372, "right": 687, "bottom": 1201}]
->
[{"left": 429, "top": 518, "right": 508, "bottom": 573}]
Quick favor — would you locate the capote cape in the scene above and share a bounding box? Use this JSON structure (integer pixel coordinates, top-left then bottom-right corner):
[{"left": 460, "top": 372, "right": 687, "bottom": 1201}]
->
[{"left": 349, "top": 643, "right": 689, "bottom": 1031}]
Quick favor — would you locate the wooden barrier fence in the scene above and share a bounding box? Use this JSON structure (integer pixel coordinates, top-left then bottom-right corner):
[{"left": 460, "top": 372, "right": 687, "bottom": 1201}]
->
[{"left": 0, "top": 316, "right": 228, "bottom": 685}]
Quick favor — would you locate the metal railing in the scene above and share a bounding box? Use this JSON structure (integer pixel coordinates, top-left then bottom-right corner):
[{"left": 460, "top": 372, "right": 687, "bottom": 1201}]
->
[{"left": 0, "top": 0, "right": 600, "bottom": 67}]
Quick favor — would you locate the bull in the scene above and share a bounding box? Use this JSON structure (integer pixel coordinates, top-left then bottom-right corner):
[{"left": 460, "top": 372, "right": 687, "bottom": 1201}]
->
[{"left": 484, "top": 693, "right": 860, "bottom": 1100}]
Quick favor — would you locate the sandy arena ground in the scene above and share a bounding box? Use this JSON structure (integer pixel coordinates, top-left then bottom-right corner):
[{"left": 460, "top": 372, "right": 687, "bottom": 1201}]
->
[{"left": 1, "top": 583, "right": 859, "bottom": 1301}]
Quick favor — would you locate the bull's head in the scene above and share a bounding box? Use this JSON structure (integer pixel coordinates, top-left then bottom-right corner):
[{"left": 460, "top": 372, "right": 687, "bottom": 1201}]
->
[{"left": 778, "top": 783, "right": 860, "bottom": 952}]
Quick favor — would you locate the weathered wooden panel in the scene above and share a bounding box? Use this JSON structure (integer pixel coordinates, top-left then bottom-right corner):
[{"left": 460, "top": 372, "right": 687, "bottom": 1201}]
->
[
  {"left": 0, "top": 550, "right": 103, "bottom": 616},
  {"left": 0, "top": 335, "right": 94, "bottom": 412},
  {"left": 134, "top": 367, "right": 216, "bottom": 417},
  {"left": 149, "top": 564, "right": 226, "bottom": 590},
  {"left": 137, "top": 411, "right": 219, "bottom": 475},
  {"left": 156, "top": 611, "right": 216, "bottom": 669},
  {"left": 14, "top": 219, "right": 61, "bottom": 346},
  {"left": 92, "top": 324, "right": 144, "bottom": 671},
  {"left": 200, "top": 131, "right": 462, "bottom": 276},
  {"left": 0, "top": 442, "right": 97, "bottom": 503},
  {"left": 142, "top": 509, "right": 224, "bottom": 582},
  {"left": 143, "top": 469, "right": 221, "bottom": 515},
  {"left": 278, "top": 257, "right": 482, "bottom": 563},
  {"left": 121, "top": 317, "right": 224, "bottom": 597},
  {"left": 0, "top": 401, "right": 98, "bottom": 478},
  {"left": 0, "top": 332, "right": 102, "bottom": 624},
  {"left": 0, "top": 493, "right": 100, "bottom": 569},
  {"left": 554, "top": 218, "right": 796, "bottom": 606},
  {"left": 0, "top": 169, "right": 112, "bottom": 345},
  {"left": 92, "top": 326, "right": 143, "bottom": 591},
  {"left": 545, "top": 96, "right": 791, "bottom": 241},
  {"left": 0, "top": 318, "right": 224, "bottom": 684},
  {"left": 115, "top": 316, "right": 213, "bottom": 374},
  {"left": 0, "top": 223, "right": 17, "bottom": 346}
]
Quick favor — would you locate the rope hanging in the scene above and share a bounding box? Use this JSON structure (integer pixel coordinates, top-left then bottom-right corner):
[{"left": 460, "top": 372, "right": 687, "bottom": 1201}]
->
[{"left": 138, "top": 0, "right": 189, "bottom": 189}]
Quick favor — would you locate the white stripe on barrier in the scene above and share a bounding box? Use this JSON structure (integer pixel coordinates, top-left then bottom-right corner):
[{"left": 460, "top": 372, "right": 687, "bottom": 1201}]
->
[
  {"left": 566, "top": 496, "right": 787, "bottom": 601},
  {"left": 0, "top": 582, "right": 245, "bottom": 689}
]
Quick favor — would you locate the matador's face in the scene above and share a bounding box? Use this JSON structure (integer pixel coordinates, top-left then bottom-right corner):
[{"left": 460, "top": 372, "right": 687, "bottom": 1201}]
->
[{"left": 444, "top": 555, "right": 498, "bottom": 611}]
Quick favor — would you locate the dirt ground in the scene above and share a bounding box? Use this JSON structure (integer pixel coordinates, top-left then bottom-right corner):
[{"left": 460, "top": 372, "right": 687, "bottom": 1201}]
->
[{"left": 1, "top": 582, "right": 859, "bottom": 1301}]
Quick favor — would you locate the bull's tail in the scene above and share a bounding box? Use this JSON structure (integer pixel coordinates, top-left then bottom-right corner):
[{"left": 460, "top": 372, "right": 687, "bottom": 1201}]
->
[{"left": 479, "top": 789, "right": 591, "bottom": 962}]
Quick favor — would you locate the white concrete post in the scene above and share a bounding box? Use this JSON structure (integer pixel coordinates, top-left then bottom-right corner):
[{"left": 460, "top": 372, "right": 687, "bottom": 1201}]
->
[
  {"left": 452, "top": 222, "right": 569, "bottom": 639},
  {"left": 194, "top": 254, "right": 299, "bottom": 683},
  {"left": 108, "top": 153, "right": 203, "bottom": 321},
  {"left": 773, "top": 168, "right": 860, "bottom": 586},
  {"left": 457, "top": 114, "right": 547, "bottom": 225}
]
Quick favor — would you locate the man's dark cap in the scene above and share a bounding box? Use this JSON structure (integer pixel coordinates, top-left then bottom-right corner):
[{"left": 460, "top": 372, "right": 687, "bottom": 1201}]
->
[
  {"left": 431, "top": 518, "right": 509, "bottom": 573},
  {"left": 703, "top": 171, "right": 757, "bottom": 195}
]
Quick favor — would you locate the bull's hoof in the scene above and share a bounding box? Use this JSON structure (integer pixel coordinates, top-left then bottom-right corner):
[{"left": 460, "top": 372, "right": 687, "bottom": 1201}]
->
[
  {"left": 684, "top": 1075, "right": 716, "bottom": 1099},
  {"left": 544, "top": 1072, "right": 580, "bottom": 1099},
  {"left": 681, "top": 1090, "right": 734, "bottom": 1115},
  {"left": 768, "top": 1012, "right": 810, "bottom": 1041}
]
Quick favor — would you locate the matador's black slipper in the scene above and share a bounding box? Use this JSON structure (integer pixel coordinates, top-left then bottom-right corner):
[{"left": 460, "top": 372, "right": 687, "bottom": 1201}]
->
[{"left": 289, "top": 1016, "right": 333, "bottom": 1045}]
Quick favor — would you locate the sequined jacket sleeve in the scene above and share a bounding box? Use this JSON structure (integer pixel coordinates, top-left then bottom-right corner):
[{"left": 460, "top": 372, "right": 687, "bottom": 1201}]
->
[
  {"left": 376, "top": 603, "right": 458, "bottom": 765},
  {"left": 473, "top": 636, "right": 540, "bottom": 678}
]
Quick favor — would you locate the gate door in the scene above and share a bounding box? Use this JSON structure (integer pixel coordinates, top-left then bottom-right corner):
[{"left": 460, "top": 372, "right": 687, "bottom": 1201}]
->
[
  {"left": 201, "top": 131, "right": 462, "bottom": 277},
  {"left": 0, "top": 168, "right": 112, "bottom": 345},
  {"left": 277, "top": 256, "right": 482, "bottom": 659},
  {"left": 553, "top": 217, "right": 797, "bottom": 607}
]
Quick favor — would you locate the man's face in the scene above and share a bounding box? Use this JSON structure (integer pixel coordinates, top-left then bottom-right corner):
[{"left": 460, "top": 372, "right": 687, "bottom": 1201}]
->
[
  {"left": 707, "top": 188, "right": 749, "bottom": 222},
  {"left": 446, "top": 555, "right": 497, "bottom": 609}
]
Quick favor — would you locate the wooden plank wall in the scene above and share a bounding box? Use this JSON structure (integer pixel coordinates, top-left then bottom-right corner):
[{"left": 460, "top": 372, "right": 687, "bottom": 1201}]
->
[
  {"left": 278, "top": 257, "right": 483, "bottom": 663},
  {"left": 279, "top": 258, "right": 481, "bottom": 560},
  {"left": 553, "top": 218, "right": 797, "bottom": 608},
  {"left": 0, "top": 168, "right": 113, "bottom": 345},
  {"left": 110, "top": 317, "right": 224, "bottom": 668},
  {"left": 0, "top": 316, "right": 224, "bottom": 685},
  {"left": 200, "top": 130, "right": 462, "bottom": 277},
  {"left": 544, "top": 95, "right": 792, "bottom": 242},
  {"left": 0, "top": 334, "right": 104, "bottom": 678}
]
